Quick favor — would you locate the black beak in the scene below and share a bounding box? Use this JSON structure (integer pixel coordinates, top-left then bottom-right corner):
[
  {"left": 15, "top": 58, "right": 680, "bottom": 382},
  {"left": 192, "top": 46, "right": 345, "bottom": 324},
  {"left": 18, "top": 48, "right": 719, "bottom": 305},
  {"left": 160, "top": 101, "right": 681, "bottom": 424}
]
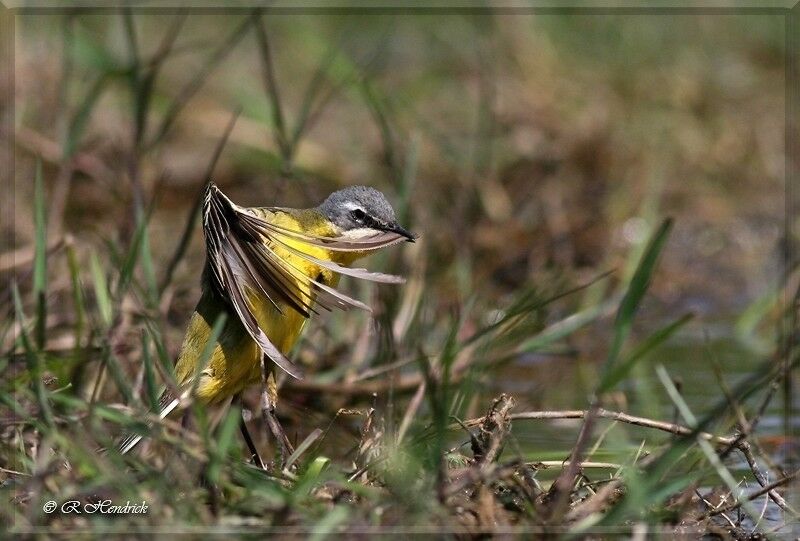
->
[{"left": 383, "top": 222, "right": 417, "bottom": 242}]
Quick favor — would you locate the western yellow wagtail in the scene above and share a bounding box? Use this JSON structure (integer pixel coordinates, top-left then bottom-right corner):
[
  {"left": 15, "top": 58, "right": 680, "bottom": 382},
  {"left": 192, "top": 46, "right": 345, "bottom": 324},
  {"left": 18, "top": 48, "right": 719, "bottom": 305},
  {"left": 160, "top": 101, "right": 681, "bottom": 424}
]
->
[{"left": 120, "top": 183, "right": 414, "bottom": 457}]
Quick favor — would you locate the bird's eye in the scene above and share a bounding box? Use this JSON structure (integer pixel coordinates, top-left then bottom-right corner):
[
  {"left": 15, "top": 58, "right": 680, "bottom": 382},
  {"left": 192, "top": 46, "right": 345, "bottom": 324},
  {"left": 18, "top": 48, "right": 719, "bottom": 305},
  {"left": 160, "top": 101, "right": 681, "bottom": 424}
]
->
[{"left": 350, "top": 208, "right": 366, "bottom": 221}]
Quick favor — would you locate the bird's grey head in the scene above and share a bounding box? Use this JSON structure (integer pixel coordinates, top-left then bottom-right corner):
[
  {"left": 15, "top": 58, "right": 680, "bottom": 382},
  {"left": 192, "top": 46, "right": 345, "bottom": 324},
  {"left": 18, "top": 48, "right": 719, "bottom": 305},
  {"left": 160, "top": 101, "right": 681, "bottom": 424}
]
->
[{"left": 318, "top": 186, "right": 415, "bottom": 241}]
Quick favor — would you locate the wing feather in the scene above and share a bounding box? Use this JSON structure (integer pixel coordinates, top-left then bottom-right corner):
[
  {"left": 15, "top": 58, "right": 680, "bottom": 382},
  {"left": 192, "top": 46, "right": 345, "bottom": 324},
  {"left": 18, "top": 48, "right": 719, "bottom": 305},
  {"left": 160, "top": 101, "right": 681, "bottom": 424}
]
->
[
  {"left": 271, "top": 237, "right": 407, "bottom": 284},
  {"left": 220, "top": 242, "right": 305, "bottom": 379},
  {"left": 202, "top": 183, "right": 407, "bottom": 379},
  {"left": 242, "top": 211, "right": 410, "bottom": 252},
  {"left": 204, "top": 184, "right": 305, "bottom": 379}
]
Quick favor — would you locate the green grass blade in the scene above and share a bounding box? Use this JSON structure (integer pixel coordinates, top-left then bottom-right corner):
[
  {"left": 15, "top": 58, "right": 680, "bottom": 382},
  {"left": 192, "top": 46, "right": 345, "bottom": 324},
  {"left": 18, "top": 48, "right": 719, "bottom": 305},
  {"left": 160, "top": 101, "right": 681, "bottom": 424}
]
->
[
  {"left": 65, "top": 74, "right": 109, "bottom": 158},
  {"left": 140, "top": 331, "right": 160, "bottom": 412},
  {"left": 65, "top": 244, "right": 86, "bottom": 348},
  {"left": 516, "top": 300, "right": 612, "bottom": 353},
  {"left": 599, "top": 312, "right": 693, "bottom": 393},
  {"left": 49, "top": 392, "right": 141, "bottom": 429},
  {"left": 655, "top": 365, "right": 761, "bottom": 521},
  {"left": 102, "top": 347, "right": 134, "bottom": 405},
  {"left": 0, "top": 390, "right": 30, "bottom": 419},
  {"left": 206, "top": 407, "right": 240, "bottom": 484},
  {"left": 359, "top": 78, "right": 401, "bottom": 183},
  {"left": 71, "top": 21, "right": 122, "bottom": 73},
  {"left": 297, "top": 456, "right": 331, "bottom": 497},
  {"left": 138, "top": 219, "right": 158, "bottom": 307},
  {"left": 467, "top": 271, "right": 612, "bottom": 348},
  {"left": 214, "top": 407, "right": 240, "bottom": 459},
  {"left": 142, "top": 318, "right": 176, "bottom": 383},
  {"left": 116, "top": 207, "right": 150, "bottom": 297},
  {"left": 90, "top": 250, "right": 113, "bottom": 328},
  {"left": 33, "top": 160, "right": 47, "bottom": 350},
  {"left": 12, "top": 282, "right": 54, "bottom": 427},
  {"left": 289, "top": 42, "right": 341, "bottom": 151},
  {"left": 121, "top": 9, "right": 143, "bottom": 142},
  {"left": 603, "top": 218, "right": 673, "bottom": 373}
]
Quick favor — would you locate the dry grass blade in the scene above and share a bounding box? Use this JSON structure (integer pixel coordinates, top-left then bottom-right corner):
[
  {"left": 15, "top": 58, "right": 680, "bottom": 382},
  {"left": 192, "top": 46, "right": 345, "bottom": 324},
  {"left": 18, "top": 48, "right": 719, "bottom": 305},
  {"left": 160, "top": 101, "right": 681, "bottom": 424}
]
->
[
  {"left": 283, "top": 428, "right": 323, "bottom": 472},
  {"left": 396, "top": 380, "right": 425, "bottom": 445}
]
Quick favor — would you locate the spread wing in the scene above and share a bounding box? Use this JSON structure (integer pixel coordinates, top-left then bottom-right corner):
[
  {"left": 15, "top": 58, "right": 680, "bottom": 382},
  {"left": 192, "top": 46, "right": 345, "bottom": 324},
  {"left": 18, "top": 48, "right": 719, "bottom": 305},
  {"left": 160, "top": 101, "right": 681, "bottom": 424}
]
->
[{"left": 202, "top": 183, "right": 408, "bottom": 379}]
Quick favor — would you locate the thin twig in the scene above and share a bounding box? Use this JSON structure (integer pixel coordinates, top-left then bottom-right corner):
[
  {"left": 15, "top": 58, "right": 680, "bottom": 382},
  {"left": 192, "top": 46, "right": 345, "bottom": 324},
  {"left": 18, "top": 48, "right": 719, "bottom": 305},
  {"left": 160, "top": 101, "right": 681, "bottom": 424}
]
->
[
  {"left": 13, "top": 126, "right": 115, "bottom": 184},
  {"left": 531, "top": 461, "right": 621, "bottom": 470},
  {"left": 703, "top": 468, "right": 800, "bottom": 518},
  {"left": 462, "top": 409, "right": 737, "bottom": 446},
  {"left": 547, "top": 403, "right": 598, "bottom": 519},
  {"left": 252, "top": 12, "right": 291, "bottom": 163},
  {"left": 735, "top": 440, "right": 796, "bottom": 516},
  {"left": 134, "top": 12, "right": 187, "bottom": 147},
  {"left": 696, "top": 489, "right": 738, "bottom": 530},
  {"left": 351, "top": 356, "right": 417, "bottom": 382},
  {"left": 657, "top": 364, "right": 796, "bottom": 519},
  {"left": 288, "top": 40, "right": 343, "bottom": 151},
  {"left": 0, "top": 466, "right": 30, "bottom": 476},
  {"left": 707, "top": 342, "right": 750, "bottom": 433},
  {"left": 464, "top": 406, "right": 800, "bottom": 517}
]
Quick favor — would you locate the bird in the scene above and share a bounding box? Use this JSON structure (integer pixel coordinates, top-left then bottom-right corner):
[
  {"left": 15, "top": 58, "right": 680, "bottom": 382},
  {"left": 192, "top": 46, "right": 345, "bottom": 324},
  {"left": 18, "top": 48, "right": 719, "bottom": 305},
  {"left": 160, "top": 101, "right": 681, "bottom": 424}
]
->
[{"left": 119, "top": 183, "right": 415, "bottom": 456}]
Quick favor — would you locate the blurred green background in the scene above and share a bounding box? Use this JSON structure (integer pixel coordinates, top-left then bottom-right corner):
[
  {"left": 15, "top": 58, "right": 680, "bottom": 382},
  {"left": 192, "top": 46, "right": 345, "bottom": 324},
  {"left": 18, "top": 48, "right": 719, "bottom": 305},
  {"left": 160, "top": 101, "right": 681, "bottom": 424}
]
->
[{"left": 3, "top": 8, "right": 795, "bottom": 531}]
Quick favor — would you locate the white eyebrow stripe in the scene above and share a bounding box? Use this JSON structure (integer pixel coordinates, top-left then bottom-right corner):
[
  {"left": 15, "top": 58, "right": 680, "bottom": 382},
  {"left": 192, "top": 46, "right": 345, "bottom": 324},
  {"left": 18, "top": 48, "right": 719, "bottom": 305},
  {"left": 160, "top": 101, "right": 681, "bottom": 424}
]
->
[{"left": 341, "top": 201, "right": 364, "bottom": 212}]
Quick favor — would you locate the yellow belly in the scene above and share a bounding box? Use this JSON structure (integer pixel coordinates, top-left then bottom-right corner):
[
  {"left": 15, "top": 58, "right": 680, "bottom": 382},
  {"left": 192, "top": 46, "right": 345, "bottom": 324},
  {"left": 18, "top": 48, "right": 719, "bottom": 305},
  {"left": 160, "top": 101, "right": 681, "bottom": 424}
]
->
[{"left": 172, "top": 299, "right": 308, "bottom": 404}]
